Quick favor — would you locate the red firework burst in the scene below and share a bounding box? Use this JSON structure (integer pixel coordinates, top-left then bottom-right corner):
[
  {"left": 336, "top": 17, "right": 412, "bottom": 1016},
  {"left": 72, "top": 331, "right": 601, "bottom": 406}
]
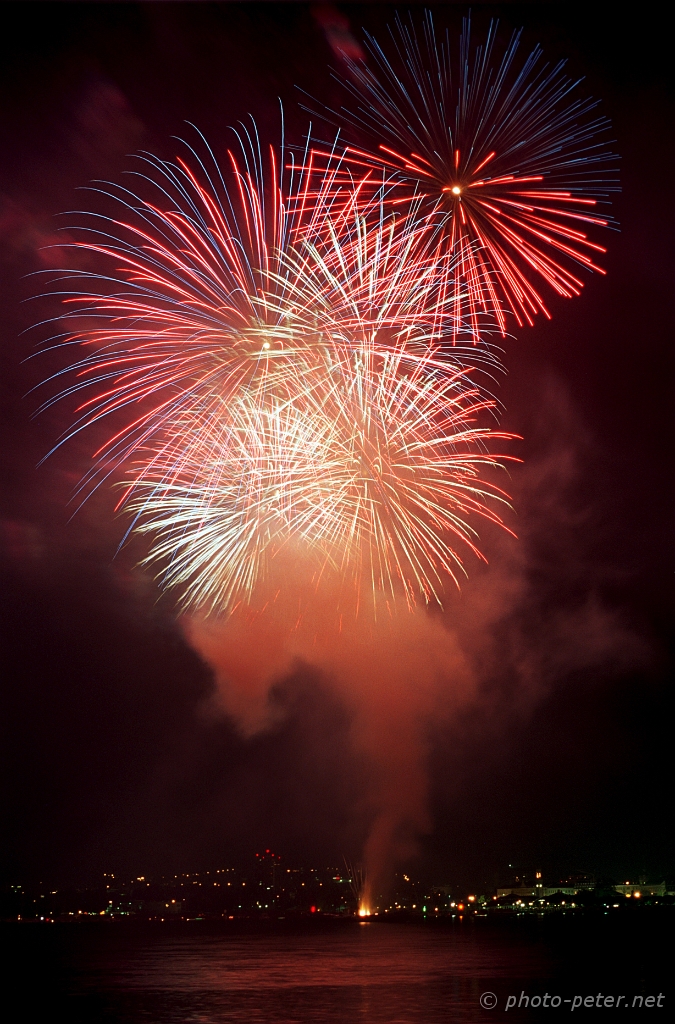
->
[{"left": 301, "top": 11, "right": 618, "bottom": 336}]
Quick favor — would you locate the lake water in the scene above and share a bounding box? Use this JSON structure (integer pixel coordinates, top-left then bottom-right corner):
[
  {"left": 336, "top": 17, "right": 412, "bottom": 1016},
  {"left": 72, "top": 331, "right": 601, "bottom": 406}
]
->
[{"left": 5, "top": 915, "right": 671, "bottom": 1022}]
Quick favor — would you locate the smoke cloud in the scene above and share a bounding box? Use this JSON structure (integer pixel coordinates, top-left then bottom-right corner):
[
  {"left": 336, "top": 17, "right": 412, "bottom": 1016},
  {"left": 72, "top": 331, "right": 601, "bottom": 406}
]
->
[{"left": 187, "top": 599, "right": 475, "bottom": 905}]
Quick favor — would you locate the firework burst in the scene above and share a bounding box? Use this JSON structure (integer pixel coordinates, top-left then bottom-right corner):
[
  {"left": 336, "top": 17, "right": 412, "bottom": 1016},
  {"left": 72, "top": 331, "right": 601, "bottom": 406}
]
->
[
  {"left": 34, "top": 125, "right": 514, "bottom": 617},
  {"left": 125, "top": 341, "right": 514, "bottom": 615},
  {"left": 36, "top": 122, "right": 313, "bottom": 499},
  {"left": 302, "top": 11, "right": 618, "bottom": 335}
]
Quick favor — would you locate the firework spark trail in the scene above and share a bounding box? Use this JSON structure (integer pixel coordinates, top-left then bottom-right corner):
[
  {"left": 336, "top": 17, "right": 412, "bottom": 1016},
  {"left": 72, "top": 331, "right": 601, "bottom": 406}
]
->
[
  {"left": 36, "top": 123, "right": 486, "bottom": 501},
  {"left": 34, "top": 125, "right": 515, "bottom": 617},
  {"left": 35, "top": 122, "right": 319, "bottom": 499},
  {"left": 123, "top": 208, "right": 516, "bottom": 614},
  {"left": 301, "top": 10, "right": 618, "bottom": 335},
  {"left": 126, "top": 343, "right": 515, "bottom": 616}
]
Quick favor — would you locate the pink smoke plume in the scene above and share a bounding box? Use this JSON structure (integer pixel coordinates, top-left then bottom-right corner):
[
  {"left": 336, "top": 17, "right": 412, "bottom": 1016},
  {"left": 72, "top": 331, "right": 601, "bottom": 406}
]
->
[{"left": 186, "top": 597, "right": 475, "bottom": 909}]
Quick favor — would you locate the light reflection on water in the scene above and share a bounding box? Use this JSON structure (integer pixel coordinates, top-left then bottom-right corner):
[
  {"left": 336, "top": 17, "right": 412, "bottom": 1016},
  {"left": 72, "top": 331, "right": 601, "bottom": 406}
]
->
[
  {"left": 64, "top": 923, "right": 552, "bottom": 1022},
  {"left": 9, "top": 912, "right": 670, "bottom": 1022},
  {"left": 109, "top": 926, "right": 546, "bottom": 989}
]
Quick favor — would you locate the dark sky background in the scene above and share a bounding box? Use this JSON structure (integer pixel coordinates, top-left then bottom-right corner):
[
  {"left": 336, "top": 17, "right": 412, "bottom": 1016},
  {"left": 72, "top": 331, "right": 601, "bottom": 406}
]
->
[{"left": 1, "top": 1, "right": 672, "bottom": 891}]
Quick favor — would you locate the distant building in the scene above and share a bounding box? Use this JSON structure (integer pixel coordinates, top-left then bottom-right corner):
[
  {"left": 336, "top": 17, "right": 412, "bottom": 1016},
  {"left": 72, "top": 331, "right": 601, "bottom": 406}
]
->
[
  {"left": 614, "top": 882, "right": 666, "bottom": 897},
  {"left": 497, "top": 885, "right": 578, "bottom": 899},
  {"left": 559, "top": 873, "right": 595, "bottom": 891},
  {"left": 496, "top": 880, "right": 668, "bottom": 900}
]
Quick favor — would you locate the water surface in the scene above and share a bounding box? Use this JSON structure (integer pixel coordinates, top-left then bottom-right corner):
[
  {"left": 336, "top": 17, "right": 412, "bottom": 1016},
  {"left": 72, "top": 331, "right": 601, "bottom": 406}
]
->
[{"left": 7, "top": 915, "right": 670, "bottom": 1022}]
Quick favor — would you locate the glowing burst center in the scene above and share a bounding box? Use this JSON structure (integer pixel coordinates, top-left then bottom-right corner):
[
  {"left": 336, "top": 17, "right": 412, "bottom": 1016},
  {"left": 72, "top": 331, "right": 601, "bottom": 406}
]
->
[{"left": 451, "top": 185, "right": 461, "bottom": 195}]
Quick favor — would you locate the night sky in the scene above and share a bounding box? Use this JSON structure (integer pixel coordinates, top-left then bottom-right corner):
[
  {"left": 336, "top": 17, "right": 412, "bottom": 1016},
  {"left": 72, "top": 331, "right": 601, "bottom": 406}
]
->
[{"left": 1, "top": 1, "right": 673, "bottom": 891}]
